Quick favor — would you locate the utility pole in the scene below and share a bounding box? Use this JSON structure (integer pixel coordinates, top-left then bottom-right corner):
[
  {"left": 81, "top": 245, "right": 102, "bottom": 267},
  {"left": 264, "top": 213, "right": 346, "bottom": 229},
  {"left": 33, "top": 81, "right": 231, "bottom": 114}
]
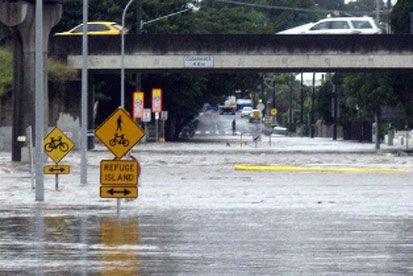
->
[
  {"left": 411, "top": 12, "right": 413, "bottom": 34},
  {"left": 332, "top": 83, "right": 338, "bottom": 140},
  {"left": 300, "top": 72, "right": 304, "bottom": 126},
  {"left": 374, "top": 108, "right": 381, "bottom": 151},
  {"left": 310, "top": 73, "right": 315, "bottom": 138},
  {"left": 288, "top": 75, "right": 293, "bottom": 132},
  {"left": 80, "top": 0, "right": 88, "bottom": 185},
  {"left": 260, "top": 74, "right": 265, "bottom": 105},
  {"left": 272, "top": 79, "right": 276, "bottom": 109},
  {"left": 375, "top": 0, "right": 381, "bottom": 21},
  {"left": 35, "top": 0, "right": 45, "bottom": 201}
]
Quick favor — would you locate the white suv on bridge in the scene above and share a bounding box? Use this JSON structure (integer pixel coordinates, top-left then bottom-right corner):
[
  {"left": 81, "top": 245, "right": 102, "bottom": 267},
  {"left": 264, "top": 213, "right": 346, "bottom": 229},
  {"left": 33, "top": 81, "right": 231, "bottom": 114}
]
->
[{"left": 278, "top": 16, "right": 382, "bottom": 35}]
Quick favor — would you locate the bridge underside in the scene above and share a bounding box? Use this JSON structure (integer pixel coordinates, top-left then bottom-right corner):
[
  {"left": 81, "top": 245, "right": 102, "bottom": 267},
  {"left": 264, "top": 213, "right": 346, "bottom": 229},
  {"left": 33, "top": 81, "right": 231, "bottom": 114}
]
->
[{"left": 50, "top": 34, "right": 413, "bottom": 73}]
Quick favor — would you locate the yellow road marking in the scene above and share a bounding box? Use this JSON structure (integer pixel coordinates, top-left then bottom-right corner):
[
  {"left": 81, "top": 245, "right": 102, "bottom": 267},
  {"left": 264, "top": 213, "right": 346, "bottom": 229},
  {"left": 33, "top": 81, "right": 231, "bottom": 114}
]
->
[{"left": 234, "top": 165, "right": 408, "bottom": 173}]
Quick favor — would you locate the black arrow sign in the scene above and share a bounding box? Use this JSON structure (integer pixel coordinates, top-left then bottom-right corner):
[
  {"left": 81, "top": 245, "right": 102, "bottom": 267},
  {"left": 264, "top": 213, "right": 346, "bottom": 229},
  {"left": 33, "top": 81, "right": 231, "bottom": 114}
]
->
[
  {"left": 49, "top": 167, "right": 65, "bottom": 173},
  {"left": 108, "top": 188, "right": 131, "bottom": 196}
]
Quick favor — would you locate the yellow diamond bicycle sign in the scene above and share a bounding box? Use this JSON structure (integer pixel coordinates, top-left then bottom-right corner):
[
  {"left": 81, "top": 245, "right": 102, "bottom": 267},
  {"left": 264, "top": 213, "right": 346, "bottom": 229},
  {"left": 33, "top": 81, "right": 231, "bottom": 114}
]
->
[
  {"left": 43, "top": 127, "right": 75, "bottom": 163},
  {"left": 95, "top": 107, "right": 145, "bottom": 158}
]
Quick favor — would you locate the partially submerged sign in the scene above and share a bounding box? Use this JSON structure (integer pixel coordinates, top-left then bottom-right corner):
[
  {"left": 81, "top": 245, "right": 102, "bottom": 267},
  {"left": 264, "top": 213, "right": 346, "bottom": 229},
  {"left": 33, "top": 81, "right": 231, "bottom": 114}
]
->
[
  {"left": 100, "top": 186, "right": 138, "bottom": 199},
  {"left": 43, "top": 165, "right": 70, "bottom": 175},
  {"left": 100, "top": 159, "right": 140, "bottom": 186},
  {"left": 43, "top": 127, "right": 75, "bottom": 163}
]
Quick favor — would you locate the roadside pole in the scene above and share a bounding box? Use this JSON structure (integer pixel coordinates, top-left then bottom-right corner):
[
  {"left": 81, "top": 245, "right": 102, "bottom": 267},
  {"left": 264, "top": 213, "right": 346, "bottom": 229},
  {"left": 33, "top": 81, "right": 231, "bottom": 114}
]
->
[
  {"left": 35, "top": 0, "right": 45, "bottom": 201},
  {"left": 155, "top": 113, "right": 159, "bottom": 142},
  {"left": 332, "top": 83, "right": 338, "bottom": 141},
  {"left": 310, "top": 73, "right": 315, "bottom": 138},
  {"left": 411, "top": 13, "right": 413, "bottom": 34},
  {"left": 27, "top": 126, "right": 35, "bottom": 190},
  {"left": 80, "top": 0, "right": 88, "bottom": 185}
]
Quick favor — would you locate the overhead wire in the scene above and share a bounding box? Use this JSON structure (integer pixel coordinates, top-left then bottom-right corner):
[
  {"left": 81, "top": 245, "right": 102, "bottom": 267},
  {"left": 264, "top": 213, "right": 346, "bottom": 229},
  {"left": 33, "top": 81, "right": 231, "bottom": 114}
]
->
[{"left": 214, "top": 0, "right": 385, "bottom": 16}]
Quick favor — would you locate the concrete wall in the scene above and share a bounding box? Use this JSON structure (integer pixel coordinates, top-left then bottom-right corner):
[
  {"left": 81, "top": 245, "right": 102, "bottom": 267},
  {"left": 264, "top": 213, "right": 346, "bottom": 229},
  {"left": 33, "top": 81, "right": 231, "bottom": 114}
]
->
[
  {"left": 50, "top": 34, "right": 413, "bottom": 72},
  {"left": 0, "top": 126, "right": 12, "bottom": 151},
  {"left": 0, "top": 80, "right": 81, "bottom": 151}
]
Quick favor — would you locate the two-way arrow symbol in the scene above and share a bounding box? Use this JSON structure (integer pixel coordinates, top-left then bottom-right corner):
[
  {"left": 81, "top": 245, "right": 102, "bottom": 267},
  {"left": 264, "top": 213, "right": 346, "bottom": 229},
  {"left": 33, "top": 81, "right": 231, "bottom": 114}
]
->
[
  {"left": 49, "top": 167, "right": 66, "bottom": 173},
  {"left": 107, "top": 188, "right": 131, "bottom": 196}
]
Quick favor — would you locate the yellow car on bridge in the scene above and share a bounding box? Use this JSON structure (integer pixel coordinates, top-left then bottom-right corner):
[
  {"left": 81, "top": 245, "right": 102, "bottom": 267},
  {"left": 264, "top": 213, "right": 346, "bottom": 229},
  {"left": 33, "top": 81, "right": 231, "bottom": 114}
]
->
[{"left": 55, "top": 21, "right": 127, "bottom": 36}]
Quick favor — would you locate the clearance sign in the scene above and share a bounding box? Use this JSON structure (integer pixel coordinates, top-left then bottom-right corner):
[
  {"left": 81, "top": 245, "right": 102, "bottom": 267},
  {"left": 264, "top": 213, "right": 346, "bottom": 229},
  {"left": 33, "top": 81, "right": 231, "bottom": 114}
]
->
[
  {"left": 132, "top": 92, "right": 144, "bottom": 119},
  {"left": 151, "top": 88, "right": 162, "bottom": 113}
]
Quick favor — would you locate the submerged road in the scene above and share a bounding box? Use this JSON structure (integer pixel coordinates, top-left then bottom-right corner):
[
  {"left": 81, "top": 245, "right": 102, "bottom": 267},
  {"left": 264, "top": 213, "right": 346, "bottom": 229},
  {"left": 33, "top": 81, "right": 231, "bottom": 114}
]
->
[{"left": 0, "top": 137, "right": 412, "bottom": 274}]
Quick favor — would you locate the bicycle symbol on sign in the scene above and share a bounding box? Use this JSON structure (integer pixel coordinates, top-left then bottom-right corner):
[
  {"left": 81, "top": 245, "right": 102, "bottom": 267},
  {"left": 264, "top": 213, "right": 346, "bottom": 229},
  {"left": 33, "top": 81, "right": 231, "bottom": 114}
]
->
[
  {"left": 44, "top": 136, "right": 69, "bottom": 152},
  {"left": 109, "top": 133, "right": 130, "bottom": 147}
]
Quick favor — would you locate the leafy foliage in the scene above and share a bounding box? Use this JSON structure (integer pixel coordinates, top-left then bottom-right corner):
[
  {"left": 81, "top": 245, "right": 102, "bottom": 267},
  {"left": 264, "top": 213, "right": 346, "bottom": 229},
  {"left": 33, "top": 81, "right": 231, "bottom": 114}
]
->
[
  {"left": 341, "top": 73, "right": 393, "bottom": 119},
  {"left": 0, "top": 48, "right": 76, "bottom": 98},
  {"left": 47, "top": 58, "right": 78, "bottom": 91},
  {"left": 390, "top": 0, "right": 413, "bottom": 33},
  {"left": 0, "top": 48, "right": 12, "bottom": 97}
]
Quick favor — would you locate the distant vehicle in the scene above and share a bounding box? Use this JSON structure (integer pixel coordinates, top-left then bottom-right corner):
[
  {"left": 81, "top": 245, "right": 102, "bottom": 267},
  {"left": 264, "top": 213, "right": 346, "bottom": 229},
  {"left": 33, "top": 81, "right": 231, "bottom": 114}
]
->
[
  {"left": 55, "top": 21, "right": 127, "bottom": 36},
  {"left": 179, "top": 118, "right": 199, "bottom": 140},
  {"left": 248, "top": 109, "right": 262, "bottom": 123},
  {"left": 219, "top": 96, "right": 236, "bottom": 115},
  {"left": 240, "top": 106, "right": 253, "bottom": 118},
  {"left": 273, "top": 125, "right": 288, "bottom": 135},
  {"left": 203, "top": 103, "right": 219, "bottom": 112},
  {"left": 278, "top": 16, "right": 381, "bottom": 35},
  {"left": 236, "top": 98, "right": 253, "bottom": 111}
]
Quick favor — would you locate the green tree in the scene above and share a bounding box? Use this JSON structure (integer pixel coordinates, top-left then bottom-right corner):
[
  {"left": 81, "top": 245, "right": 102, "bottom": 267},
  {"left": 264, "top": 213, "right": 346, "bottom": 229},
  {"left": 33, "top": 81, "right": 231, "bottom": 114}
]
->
[
  {"left": 0, "top": 48, "right": 76, "bottom": 98},
  {"left": 341, "top": 73, "right": 393, "bottom": 119},
  {"left": 0, "top": 48, "right": 12, "bottom": 98},
  {"left": 390, "top": 0, "right": 413, "bottom": 33}
]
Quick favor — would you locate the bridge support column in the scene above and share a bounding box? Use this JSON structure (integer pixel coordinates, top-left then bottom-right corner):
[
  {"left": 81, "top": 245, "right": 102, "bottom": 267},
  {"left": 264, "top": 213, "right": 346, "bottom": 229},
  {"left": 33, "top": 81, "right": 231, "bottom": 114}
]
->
[{"left": 0, "top": 1, "right": 62, "bottom": 161}]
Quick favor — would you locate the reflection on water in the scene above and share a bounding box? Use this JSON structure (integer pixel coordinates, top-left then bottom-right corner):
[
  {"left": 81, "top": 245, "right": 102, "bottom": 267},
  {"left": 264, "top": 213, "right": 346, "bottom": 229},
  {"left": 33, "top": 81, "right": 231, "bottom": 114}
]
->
[
  {"left": 35, "top": 206, "right": 45, "bottom": 276},
  {"left": 0, "top": 206, "right": 142, "bottom": 275},
  {"left": 100, "top": 217, "right": 141, "bottom": 276},
  {"left": 0, "top": 207, "right": 411, "bottom": 274}
]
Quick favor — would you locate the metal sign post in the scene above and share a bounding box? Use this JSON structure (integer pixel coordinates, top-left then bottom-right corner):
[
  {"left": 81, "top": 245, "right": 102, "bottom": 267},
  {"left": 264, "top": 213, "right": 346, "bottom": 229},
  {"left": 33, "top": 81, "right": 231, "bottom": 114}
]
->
[
  {"left": 35, "top": 0, "right": 45, "bottom": 201},
  {"left": 26, "top": 126, "right": 35, "bottom": 190},
  {"left": 142, "top": 109, "right": 151, "bottom": 143},
  {"left": 160, "top": 111, "right": 168, "bottom": 143},
  {"left": 80, "top": 0, "right": 89, "bottom": 185},
  {"left": 155, "top": 113, "right": 159, "bottom": 142}
]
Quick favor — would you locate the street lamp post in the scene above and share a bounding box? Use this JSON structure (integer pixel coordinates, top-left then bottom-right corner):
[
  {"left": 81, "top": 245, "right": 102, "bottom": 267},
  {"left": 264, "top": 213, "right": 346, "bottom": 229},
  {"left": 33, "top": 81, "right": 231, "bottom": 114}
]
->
[
  {"left": 121, "top": 1, "right": 201, "bottom": 108},
  {"left": 139, "top": 5, "right": 199, "bottom": 29},
  {"left": 121, "top": 0, "right": 135, "bottom": 109}
]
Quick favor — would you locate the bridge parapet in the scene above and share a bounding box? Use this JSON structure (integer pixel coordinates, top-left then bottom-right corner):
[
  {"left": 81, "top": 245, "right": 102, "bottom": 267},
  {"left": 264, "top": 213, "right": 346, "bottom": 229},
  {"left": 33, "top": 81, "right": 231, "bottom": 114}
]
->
[
  {"left": 51, "top": 34, "right": 413, "bottom": 55},
  {"left": 49, "top": 34, "right": 413, "bottom": 72}
]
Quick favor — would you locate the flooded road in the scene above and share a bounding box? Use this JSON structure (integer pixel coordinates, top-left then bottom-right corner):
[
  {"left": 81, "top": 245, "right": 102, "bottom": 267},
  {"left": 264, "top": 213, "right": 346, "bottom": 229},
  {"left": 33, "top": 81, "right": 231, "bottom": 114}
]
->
[
  {"left": 0, "top": 205, "right": 411, "bottom": 275},
  {"left": 0, "top": 138, "right": 412, "bottom": 274}
]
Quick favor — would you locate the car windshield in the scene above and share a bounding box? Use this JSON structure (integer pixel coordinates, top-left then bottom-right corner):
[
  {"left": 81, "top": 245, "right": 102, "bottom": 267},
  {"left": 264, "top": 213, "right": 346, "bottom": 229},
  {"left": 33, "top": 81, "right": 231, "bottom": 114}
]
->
[
  {"left": 310, "top": 22, "right": 329, "bottom": 30},
  {"left": 112, "top": 24, "right": 124, "bottom": 31}
]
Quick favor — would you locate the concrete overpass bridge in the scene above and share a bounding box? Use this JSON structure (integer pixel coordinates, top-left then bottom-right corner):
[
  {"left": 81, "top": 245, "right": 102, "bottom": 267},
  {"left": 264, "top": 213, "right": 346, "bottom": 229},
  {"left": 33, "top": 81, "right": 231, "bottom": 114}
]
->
[{"left": 50, "top": 34, "right": 413, "bottom": 73}]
